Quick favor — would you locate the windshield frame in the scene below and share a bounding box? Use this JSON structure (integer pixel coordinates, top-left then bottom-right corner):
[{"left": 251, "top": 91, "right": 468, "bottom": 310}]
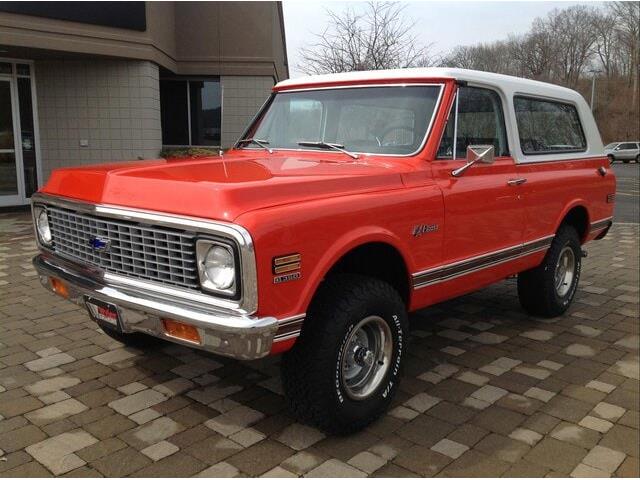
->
[{"left": 235, "top": 83, "right": 445, "bottom": 158}]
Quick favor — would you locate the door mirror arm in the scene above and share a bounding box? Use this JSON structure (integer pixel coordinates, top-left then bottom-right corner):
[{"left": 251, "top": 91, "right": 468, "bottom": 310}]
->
[{"left": 451, "top": 145, "right": 495, "bottom": 177}]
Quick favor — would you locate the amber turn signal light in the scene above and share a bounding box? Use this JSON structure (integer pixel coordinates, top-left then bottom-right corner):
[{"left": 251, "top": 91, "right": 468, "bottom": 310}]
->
[
  {"left": 162, "top": 318, "right": 201, "bottom": 344},
  {"left": 50, "top": 277, "right": 69, "bottom": 299}
]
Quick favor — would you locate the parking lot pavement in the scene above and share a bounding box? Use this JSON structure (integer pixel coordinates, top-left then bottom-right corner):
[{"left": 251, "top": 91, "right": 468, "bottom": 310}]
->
[
  {"left": 0, "top": 212, "right": 638, "bottom": 478},
  {"left": 612, "top": 163, "right": 639, "bottom": 223}
]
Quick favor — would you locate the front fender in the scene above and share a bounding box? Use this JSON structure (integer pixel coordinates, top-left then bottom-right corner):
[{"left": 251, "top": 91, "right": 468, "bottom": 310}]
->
[
  {"left": 236, "top": 185, "right": 444, "bottom": 321},
  {"left": 296, "top": 226, "right": 415, "bottom": 315}
]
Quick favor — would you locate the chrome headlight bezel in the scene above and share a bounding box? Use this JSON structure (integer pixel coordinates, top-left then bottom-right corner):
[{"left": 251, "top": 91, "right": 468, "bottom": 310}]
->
[
  {"left": 196, "top": 238, "right": 240, "bottom": 298},
  {"left": 33, "top": 205, "right": 53, "bottom": 246}
]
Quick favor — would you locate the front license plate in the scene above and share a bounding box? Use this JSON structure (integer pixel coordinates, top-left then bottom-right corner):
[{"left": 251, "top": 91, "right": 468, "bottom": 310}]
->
[{"left": 85, "top": 297, "right": 121, "bottom": 330}]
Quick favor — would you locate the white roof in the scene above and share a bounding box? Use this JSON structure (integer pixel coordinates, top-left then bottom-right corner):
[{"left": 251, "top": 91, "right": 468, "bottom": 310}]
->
[
  {"left": 276, "top": 67, "right": 579, "bottom": 100},
  {"left": 274, "top": 68, "right": 603, "bottom": 163}
]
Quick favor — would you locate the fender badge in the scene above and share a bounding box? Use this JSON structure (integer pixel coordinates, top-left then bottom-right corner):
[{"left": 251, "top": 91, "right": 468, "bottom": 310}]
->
[
  {"left": 274, "top": 272, "right": 301, "bottom": 284},
  {"left": 412, "top": 224, "right": 438, "bottom": 237}
]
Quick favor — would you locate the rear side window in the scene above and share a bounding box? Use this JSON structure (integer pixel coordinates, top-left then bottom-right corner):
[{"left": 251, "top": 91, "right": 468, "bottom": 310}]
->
[{"left": 514, "top": 96, "right": 586, "bottom": 155}]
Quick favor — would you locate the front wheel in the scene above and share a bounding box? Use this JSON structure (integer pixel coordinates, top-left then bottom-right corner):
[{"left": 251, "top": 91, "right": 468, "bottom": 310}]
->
[
  {"left": 608, "top": 155, "right": 615, "bottom": 164},
  {"left": 517, "top": 225, "right": 582, "bottom": 318},
  {"left": 281, "top": 274, "right": 407, "bottom": 435}
]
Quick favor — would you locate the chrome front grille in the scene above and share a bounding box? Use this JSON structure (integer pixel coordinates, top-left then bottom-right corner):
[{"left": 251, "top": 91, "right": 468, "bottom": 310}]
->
[{"left": 47, "top": 206, "right": 199, "bottom": 290}]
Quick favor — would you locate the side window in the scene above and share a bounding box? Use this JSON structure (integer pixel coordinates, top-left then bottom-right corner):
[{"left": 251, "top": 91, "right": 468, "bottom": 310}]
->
[
  {"left": 514, "top": 96, "right": 586, "bottom": 154},
  {"left": 619, "top": 142, "right": 636, "bottom": 150},
  {"left": 437, "top": 86, "right": 509, "bottom": 159}
]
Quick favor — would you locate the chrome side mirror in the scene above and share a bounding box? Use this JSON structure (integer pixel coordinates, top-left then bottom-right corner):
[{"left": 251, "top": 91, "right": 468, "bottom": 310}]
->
[{"left": 451, "top": 145, "right": 495, "bottom": 177}]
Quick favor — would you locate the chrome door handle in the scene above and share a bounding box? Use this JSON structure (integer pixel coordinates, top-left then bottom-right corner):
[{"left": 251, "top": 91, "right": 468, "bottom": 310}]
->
[{"left": 507, "top": 178, "right": 527, "bottom": 186}]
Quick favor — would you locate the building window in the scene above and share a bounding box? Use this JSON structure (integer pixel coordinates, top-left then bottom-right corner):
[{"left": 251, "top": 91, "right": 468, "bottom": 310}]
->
[{"left": 160, "top": 78, "right": 221, "bottom": 146}]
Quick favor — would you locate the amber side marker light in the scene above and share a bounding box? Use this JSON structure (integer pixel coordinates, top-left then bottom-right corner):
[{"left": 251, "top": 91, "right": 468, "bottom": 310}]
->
[
  {"left": 162, "top": 318, "right": 201, "bottom": 344},
  {"left": 50, "top": 277, "right": 69, "bottom": 299}
]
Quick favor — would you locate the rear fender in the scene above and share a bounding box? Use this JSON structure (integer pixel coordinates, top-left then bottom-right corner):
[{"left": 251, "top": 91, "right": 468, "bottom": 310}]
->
[{"left": 553, "top": 200, "right": 590, "bottom": 242}]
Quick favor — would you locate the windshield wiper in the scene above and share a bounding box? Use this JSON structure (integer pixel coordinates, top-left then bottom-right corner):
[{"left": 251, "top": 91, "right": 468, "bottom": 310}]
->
[
  {"left": 297, "top": 141, "right": 359, "bottom": 160},
  {"left": 237, "top": 137, "right": 273, "bottom": 154}
]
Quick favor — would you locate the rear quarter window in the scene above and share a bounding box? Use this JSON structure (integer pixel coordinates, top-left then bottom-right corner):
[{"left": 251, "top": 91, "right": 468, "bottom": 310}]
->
[{"left": 514, "top": 96, "right": 587, "bottom": 155}]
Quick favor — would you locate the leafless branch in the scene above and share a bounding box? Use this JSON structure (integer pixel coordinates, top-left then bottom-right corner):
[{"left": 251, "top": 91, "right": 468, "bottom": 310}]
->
[{"left": 297, "top": 2, "right": 437, "bottom": 75}]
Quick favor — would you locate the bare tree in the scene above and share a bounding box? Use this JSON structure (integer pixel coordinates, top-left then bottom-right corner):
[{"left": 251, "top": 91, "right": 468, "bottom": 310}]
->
[
  {"left": 443, "top": 41, "right": 516, "bottom": 75},
  {"left": 544, "top": 6, "right": 599, "bottom": 88},
  {"left": 608, "top": 1, "right": 640, "bottom": 104},
  {"left": 522, "top": 19, "right": 559, "bottom": 81},
  {"left": 593, "top": 11, "right": 620, "bottom": 78},
  {"left": 297, "top": 2, "right": 436, "bottom": 75}
]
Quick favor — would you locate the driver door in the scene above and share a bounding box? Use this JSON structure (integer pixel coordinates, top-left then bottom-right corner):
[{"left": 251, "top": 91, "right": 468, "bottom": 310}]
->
[{"left": 428, "top": 86, "right": 525, "bottom": 296}]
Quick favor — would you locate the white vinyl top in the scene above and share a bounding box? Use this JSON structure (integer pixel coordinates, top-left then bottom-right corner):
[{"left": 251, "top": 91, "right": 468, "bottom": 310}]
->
[
  {"left": 277, "top": 68, "right": 574, "bottom": 97},
  {"left": 275, "top": 68, "right": 604, "bottom": 163}
]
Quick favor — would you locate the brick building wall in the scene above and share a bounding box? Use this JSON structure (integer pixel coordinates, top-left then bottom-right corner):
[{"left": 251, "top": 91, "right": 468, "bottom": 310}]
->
[
  {"left": 35, "top": 59, "right": 162, "bottom": 180},
  {"left": 221, "top": 76, "right": 275, "bottom": 147}
]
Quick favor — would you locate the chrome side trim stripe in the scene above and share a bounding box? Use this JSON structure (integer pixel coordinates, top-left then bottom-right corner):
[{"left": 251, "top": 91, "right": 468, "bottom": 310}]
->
[
  {"left": 589, "top": 217, "right": 613, "bottom": 233},
  {"left": 412, "top": 235, "right": 554, "bottom": 289},
  {"left": 274, "top": 314, "right": 305, "bottom": 342}
]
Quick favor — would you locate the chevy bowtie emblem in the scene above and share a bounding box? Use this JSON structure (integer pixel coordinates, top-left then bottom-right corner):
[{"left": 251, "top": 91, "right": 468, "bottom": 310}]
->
[{"left": 89, "top": 237, "right": 111, "bottom": 252}]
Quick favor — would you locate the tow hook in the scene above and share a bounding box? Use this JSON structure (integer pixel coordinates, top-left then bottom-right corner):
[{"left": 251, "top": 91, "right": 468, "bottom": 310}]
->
[{"left": 581, "top": 249, "right": 588, "bottom": 258}]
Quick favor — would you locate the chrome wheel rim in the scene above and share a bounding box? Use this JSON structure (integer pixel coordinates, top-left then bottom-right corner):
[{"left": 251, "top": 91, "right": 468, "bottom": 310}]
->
[
  {"left": 340, "top": 316, "right": 393, "bottom": 400},
  {"left": 554, "top": 246, "right": 576, "bottom": 297}
]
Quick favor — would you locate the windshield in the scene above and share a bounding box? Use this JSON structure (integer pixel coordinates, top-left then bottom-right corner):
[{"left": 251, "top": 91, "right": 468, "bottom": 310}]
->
[
  {"left": 240, "top": 85, "right": 442, "bottom": 156},
  {"left": 604, "top": 143, "right": 618, "bottom": 149}
]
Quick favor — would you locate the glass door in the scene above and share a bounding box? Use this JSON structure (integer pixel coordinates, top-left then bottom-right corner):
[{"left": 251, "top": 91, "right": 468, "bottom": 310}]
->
[
  {"left": 0, "top": 60, "right": 40, "bottom": 207},
  {"left": 0, "top": 76, "right": 22, "bottom": 206}
]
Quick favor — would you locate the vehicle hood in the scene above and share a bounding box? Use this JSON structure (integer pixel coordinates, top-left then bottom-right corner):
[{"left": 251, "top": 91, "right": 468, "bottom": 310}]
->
[{"left": 41, "top": 153, "right": 406, "bottom": 221}]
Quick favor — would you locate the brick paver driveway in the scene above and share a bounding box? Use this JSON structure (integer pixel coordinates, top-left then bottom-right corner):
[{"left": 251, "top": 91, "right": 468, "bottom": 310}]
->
[{"left": 1, "top": 212, "right": 638, "bottom": 477}]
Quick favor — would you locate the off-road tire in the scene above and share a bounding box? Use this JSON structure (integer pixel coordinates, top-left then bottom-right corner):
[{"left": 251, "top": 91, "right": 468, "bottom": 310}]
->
[
  {"left": 99, "top": 324, "right": 163, "bottom": 348},
  {"left": 517, "top": 225, "right": 582, "bottom": 318},
  {"left": 281, "top": 274, "right": 408, "bottom": 435}
]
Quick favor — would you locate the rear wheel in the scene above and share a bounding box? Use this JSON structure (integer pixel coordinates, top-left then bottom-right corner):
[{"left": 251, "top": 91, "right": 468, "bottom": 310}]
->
[
  {"left": 517, "top": 225, "right": 582, "bottom": 318},
  {"left": 281, "top": 274, "right": 407, "bottom": 434}
]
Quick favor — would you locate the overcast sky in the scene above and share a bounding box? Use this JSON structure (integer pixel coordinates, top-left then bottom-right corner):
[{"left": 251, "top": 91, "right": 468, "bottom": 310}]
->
[{"left": 282, "top": 1, "right": 596, "bottom": 78}]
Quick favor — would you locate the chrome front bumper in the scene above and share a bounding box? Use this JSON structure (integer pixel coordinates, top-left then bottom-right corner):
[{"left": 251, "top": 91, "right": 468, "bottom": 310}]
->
[{"left": 33, "top": 253, "right": 285, "bottom": 360}]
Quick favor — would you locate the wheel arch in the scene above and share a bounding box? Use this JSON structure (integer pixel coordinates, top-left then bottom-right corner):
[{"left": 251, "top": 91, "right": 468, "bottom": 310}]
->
[
  {"left": 299, "top": 228, "right": 414, "bottom": 315},
  {"left": 555, "top": 202, "right": 590, "bottom": 243}
]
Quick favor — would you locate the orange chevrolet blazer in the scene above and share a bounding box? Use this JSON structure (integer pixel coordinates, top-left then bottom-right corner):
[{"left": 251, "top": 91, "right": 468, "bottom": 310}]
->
[{"left": 32, "top": 68, "right": 616, "bottom": 433}]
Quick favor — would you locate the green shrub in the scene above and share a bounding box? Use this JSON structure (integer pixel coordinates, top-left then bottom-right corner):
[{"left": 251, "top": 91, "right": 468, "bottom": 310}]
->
[{"left": 159, "top": 147, "right": 227, "bottom": 159}]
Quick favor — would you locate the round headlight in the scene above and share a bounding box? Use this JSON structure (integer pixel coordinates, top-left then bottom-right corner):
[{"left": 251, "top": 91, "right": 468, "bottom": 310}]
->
[
  {"left": 36, "top": 209, "right": 52, "bottom": 245},
  {"left": 203, "top": 245, "right": 235, "bottom": 290}
]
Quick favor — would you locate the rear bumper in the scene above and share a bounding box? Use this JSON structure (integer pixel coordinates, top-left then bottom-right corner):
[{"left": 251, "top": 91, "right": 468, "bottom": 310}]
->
[{"left": 33, "top": 253, "right": 300, "bottom": 360}]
